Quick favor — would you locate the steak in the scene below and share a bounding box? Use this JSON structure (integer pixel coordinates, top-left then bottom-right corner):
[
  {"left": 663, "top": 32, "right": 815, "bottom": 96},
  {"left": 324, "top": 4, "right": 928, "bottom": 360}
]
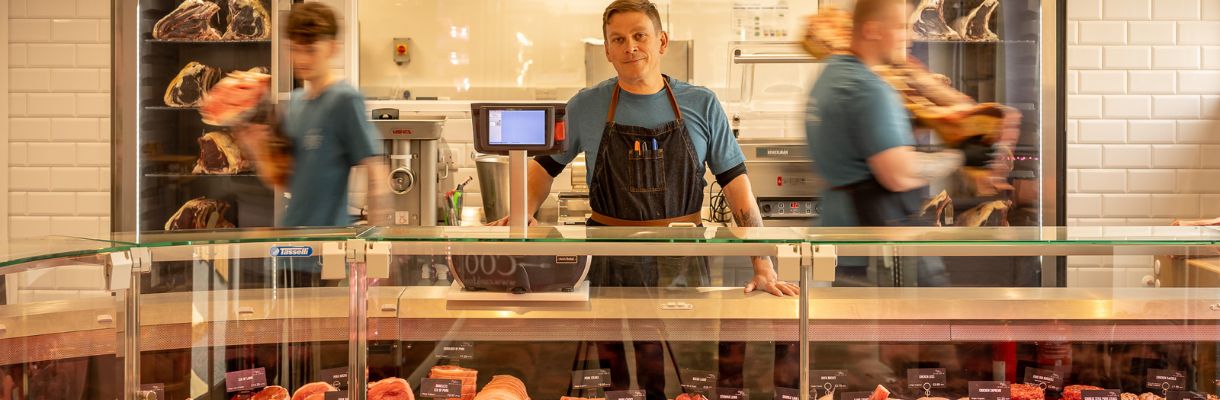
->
[
  {"left": 223, "top": 0, "right": 271, "bottom": 40},
  {"left": 165, "top": 197, "right": 236, "bottom": 230},
  {"left": 164, "top": 61, "right": 221, "bottom": 108},
  {"left": 910, "top": 0, "right": 961, "bottom": 41},
  {"left": 193, "top": 131, "right": 251, "bottom": 174},
  {"left": 952, "top": 0, "right": 1001, "bottom": 42},
  {"left": 152, "top": 0, "right": 222, "bottom": 40}
]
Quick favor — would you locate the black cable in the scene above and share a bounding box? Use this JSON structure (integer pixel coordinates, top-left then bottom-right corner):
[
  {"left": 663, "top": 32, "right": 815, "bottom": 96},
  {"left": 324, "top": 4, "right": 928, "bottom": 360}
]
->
[{"left": 708, "top": 181, "right": 732, "bottom": 224}]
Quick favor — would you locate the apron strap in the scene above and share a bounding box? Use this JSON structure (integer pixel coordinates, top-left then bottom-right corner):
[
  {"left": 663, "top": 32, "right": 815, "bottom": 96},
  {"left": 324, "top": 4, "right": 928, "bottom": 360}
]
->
[{"left": 606, "top": 76, "right": 684, "bottom": 123}]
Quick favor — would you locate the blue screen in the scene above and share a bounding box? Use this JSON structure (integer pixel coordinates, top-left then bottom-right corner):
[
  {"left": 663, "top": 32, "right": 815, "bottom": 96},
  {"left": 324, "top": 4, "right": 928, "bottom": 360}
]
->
[{"left": 488, "top": 109, "right": 547, "bottom": 145}]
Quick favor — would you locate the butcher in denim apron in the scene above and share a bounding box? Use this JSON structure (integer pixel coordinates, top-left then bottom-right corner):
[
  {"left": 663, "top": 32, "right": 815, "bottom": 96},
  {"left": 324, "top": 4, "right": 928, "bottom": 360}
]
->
[{"left": 584, "top": 77, "right": 710, "bottom": 289}]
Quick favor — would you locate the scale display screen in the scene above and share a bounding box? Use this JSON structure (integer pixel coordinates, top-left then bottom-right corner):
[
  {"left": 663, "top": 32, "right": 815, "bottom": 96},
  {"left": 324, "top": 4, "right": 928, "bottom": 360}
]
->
[{"left": 488, "top": 109, "right": 548, "bottom": 145}]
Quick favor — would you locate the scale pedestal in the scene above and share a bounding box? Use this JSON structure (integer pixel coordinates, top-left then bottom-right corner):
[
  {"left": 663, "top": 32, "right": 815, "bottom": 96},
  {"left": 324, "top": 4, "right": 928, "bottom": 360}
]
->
[
  {"left": 446, "top": 280, "right": 591, "bottom": 302},
  {"left": 508, "top": 149, "right": 530, "bottom": 233}
]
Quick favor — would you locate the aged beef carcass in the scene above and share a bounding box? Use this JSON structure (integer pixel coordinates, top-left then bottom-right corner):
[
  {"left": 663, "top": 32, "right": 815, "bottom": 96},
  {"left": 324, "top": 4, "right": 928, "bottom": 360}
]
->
[
  {"left": 292, "top": 382, "right": 337, "bottom": 400},
  {"left": 920, "top": 190, "right": 954, "bottom": 226},
  {"left": 473, "top": 375, "right": 529, "bottom": 400},
  {"left": 952, "top": 0, "right": 1001, "bottom": 42},
  {"left": 910, "top": 0, "right": 961, "bottom": 41},
  {"left": 223, "top": 0, "right": 272, "bottom": 40},
  {"left": 956, "top": 200, "right": 1011, "bottom": 227},
  {"left": 152, "top": 0, "right": 222, "bottom": 40},
  {"left": 250, "top": 386, "right": 290, "bottom": 400},
  {"left": 368, "top": 377, "right": 414, "bottom": 400},
  {"left": 200, "top": 69, "right": 271, "bottom": 126},
  {"left": 165, "top": 197, "right": 236, "bottom": 230},
  {"left": 165, "top": 61, "right": 221, "bottom": 108},
  {"left": 194, "top": 131, "right": 250, "bottom": 174}
]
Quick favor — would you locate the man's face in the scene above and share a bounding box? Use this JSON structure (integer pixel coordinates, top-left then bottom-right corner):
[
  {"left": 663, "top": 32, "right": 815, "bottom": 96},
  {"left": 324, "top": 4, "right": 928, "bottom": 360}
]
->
[
  {"left": 604, "top": 11, "right": 668, "bottom": 83},
  {"left": 290, "top": 39, "right": 336, "bottom": 81},
  {"left": 877, "top": 3, "right": 910, "bottom": 64}
]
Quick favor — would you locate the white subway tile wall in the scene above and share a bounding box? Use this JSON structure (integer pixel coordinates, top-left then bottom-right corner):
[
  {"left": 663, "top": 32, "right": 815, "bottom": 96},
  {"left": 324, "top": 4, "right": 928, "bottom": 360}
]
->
[
  {"left": 8, "top": 1, "right": 110, "bottom": 242},
  {"left": 1068, "top": 0, "right": 1220, "bottom": 287}
]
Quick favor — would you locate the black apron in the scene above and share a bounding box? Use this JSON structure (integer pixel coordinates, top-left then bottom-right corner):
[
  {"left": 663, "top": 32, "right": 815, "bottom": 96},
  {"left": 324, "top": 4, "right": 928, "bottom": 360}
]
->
[{"left": 585, "top": 77, "right": 709, "bottom": 288}]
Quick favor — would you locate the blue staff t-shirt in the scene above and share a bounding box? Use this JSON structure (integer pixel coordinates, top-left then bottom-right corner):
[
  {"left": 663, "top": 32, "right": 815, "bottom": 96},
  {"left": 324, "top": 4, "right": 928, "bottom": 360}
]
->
[
  {"left": 805, "top": 55, "right": 914, "bottom": 227},
  {"left": 280, "top": 81, "right": 383, "bottom": 227},
  {"left": 543, "top": 77, "right": 746, "bottom": 185}
]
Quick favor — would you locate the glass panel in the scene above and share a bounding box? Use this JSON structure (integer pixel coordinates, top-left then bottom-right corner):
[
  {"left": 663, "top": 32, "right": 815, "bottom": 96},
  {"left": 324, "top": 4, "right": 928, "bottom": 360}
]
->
[
  {"left": 0, "top": 236, "right": 133, "bottom": 268},
  {"left": 0, "top": 251, "right": 127, "bottom": 399},
  {"left": 806, "top": 241, "right": 1220, "bottom": 400},
  {"left": 369, "top": 237, "right": 803, "bottom": 400},
  {"left": 365, "top": 226, "right": 809, "bottom": 244},
  {"left": 137, "top": 239, "right": 355, "bottom": 399},
  {"left": 797, "top": 227, "right": 1220, "bottom": 245}
]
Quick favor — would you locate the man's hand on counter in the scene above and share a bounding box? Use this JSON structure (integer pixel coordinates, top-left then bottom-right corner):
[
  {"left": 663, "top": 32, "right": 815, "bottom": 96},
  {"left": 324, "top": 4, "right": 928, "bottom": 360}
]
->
[{"left": 745, "top": 257, "right": 800, "bottom": 297}]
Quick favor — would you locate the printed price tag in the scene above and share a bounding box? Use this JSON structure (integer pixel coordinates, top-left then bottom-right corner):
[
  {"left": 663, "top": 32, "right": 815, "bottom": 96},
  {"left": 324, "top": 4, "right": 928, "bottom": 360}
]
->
[
  {"left": 572, "top": 369, "right": 612, "bottom": 389},
  {"left": 607, "top": 390, "right": 648, "bottom": 400},
  {"left": 140, "top": 384, "right": 165, "bottom": 400},
  {"left": 969, "top": 381, "right": 1011, "bottom": 400},
  {"left": 1023, "top": 368, "right": 1064, "bottom": 391},
  {"left": 716, "top": 388, "right": 748, "bottom": 400},
  {"left": 225, "top": 368, "right": 268, "bottom": 393},
  {"left": 1167, "top": 391, "right": 1206, "bottom": 400},
  {"left": 1146, "top": 369, "right": 1186, "bottom": 391},
  {"left": 681, "top": 370, "right": 718, "bottom": 393},
  {"left": 421, "top": 379, "right": 463, "bottom": 399},
  {"left": 436, "top": 341, "right": 475, "bottom": 361},
  {"left": 325, "top": 391, "right": 350, "bottom": 400},
  {"left": 317, "top": 367, "right": 349, "bottom": 390},
  {"left": 907, "top": 368, "right": 948, "bottom": 389},
  {"left": 812, "top": 370, "right": 849, "bottom": 393},
  {"left": 841, "top": 391, "right": 873, "bottom": 400},
  {"left": 1082, "top": 390, "right": 1121, "bottom": 400},
  {"left": 774, "top": 387, "right": 801, "bottom": 400}
]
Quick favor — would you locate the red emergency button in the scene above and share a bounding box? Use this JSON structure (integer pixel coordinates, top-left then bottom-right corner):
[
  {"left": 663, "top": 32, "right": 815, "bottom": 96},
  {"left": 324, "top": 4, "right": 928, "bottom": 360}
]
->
[
  {"left": 777, "top": 176, "right": 783, "bottom": 186},
  {"left": 396, "top": 45, "right": 407, "bottom": 55}
]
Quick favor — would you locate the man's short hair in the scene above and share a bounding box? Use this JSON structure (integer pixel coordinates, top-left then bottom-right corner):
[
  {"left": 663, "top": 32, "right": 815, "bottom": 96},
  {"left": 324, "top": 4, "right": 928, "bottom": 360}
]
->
[
  {"left": 286, "top": 3, "right": 338, "bottom": 44},
  {"left": 852, "top": 0, "right": 903, "bottom": 32},
  {"left": 602, "top": 0, "right": 664, "bottom": 38}
]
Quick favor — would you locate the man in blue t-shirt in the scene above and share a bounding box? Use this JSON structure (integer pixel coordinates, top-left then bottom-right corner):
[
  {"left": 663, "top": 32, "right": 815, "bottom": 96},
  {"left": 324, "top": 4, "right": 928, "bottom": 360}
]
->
[
  {"left": 242, "top": 3, "right": 389, "bottom": 227},
  {"left": 490, "top": 0, "right": 797, "bottom": 298}
]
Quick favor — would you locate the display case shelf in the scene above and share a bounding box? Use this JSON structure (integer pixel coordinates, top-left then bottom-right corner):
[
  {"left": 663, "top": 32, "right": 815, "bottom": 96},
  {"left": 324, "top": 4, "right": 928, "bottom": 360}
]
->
[{"left": 144, "top": 39, "right": 271, "bottom": 44}]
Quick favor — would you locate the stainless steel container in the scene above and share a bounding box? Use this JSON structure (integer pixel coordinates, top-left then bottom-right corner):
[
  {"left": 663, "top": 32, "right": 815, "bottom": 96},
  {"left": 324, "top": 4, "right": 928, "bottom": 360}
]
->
[{"left": 476, "top": 155, "right": 510, "bottom": 222}]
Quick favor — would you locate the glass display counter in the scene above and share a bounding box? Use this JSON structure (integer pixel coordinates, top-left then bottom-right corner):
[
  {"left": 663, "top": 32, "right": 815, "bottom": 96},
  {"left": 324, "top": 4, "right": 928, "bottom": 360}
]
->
[{"left": 0, "top": 227, "right": 1217, "bottom": 400}]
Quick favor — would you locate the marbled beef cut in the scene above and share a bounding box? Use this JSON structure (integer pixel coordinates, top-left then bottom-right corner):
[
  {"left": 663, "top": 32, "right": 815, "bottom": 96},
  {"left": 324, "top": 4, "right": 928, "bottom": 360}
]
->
[
  {"left": 153, "top": 0, "right": 222, "bottom": 40},
  {"left": 952, "top": 0, "right": 1001, "bottom": 42},
  {"left": 194, "top": 131, "right": 251, "bottom": 174},
  {"left": 164, "top": 61, "right": 221, "bottom": 108},
  {"left": 910, "top": 0, "right": 961, "bottom": 41},
  {"left": 223, "top": 0, "right": 271, "bottom": 40}
]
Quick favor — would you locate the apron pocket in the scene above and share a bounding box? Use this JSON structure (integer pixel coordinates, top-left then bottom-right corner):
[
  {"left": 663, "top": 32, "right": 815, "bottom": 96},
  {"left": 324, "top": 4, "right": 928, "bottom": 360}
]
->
[{"left": 628, "top": 152, "right": 666, "bottom": 193}]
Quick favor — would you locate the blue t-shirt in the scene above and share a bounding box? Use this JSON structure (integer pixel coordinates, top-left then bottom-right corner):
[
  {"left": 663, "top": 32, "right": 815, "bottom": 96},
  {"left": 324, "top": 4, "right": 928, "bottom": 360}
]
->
[
  {"left": 280, "top": 81, "right": 383, "bottom": 227},
  {"left": 549, "top": 77, "right": 746, "bottom": 185},
  {"left": 805, "top": 55, "right": 914, "bottom": 227}
]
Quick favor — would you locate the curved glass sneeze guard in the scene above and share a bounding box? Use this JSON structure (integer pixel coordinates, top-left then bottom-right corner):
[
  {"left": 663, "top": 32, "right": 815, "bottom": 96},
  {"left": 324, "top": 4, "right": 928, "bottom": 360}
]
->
[{"left": 1, "top": 227, "right": 1219, "bottom": 400}]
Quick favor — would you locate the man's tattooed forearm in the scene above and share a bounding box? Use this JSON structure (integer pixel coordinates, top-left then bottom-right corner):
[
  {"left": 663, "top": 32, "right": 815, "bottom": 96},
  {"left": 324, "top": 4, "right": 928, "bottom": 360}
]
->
[{"left": 733, "top": 208, "right": 764, "bottom": 227}]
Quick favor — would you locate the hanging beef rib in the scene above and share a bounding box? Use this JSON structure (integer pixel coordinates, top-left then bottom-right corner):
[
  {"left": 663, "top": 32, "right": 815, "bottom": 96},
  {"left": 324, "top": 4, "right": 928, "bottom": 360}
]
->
[
  {"left": 200, "top": 69, "right": 271, "bottom": 125},
  {"left": 910, "top": 0, "right": 962, "bottom": 41},
  {"left": 193, "top": 131, "right": 250, "bottom": 174},
  {"left": 165, "top": 197, "right": 236, "bottom": 230},
  {"left": 223, "top": 0, "right": 271, "bottom": 40},
  {"left": 152, "top": 0, "right": 222, "bottom": 40},
  {"left": 953, "top": 0, "right": 1001, "bottom": 42},
  {"left": 164, "top": 61, "right": 221, "bottom": 107}
]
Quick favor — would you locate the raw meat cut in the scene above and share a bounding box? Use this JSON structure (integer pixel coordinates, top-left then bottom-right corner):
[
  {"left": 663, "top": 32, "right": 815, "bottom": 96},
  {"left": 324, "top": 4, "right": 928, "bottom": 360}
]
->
[
  {"left": 910, "top": 0, "right": 961, "bottom": 41},
  {"left": 194, "top": 131, "right": 251, "bottom": 174},
  {"left": 1171, "top": 217, "right": 1220, "bottom": 226},
  {"left": 429, "top": 366, "right": 478, "bottom": 400},
  {"left": 676, "top": 394, "right": 709, "bottom": 400},
  {"left": 1138, "top": 393, "right": 1165, "bottom": 400},
  {"left": 165, "top": 61, "right": 221, "bottom": 108},
  {"left": 561, "top": 397, "right": 605, "bottom": 400},
  {"left": 1120, "top": 394, "right": 1139, "bottom": 400},
  {"left": 920, "top": 190, "right": 954, "bottom": 226},
  {"left": 152, "top": 0, "right": 222, "bottom": 40},
  {"left": 802, "top": 6, "right": 852, "bottom": 60},
  {"left": 952, "top": 0, "right": 1001, "bottom": 42},
  {"left": 292, "top": 382, "right": 338, "bottom": 400},
  {"left": 368, "top": 377, "right": 414, "bottom": 400},
  {"left": 1062, "top": 386, "right": 1103, "bottom": 400},
  {"left": 250, "top": 386, "right": 290, "bottom": 400},
  {"left": 1010, "top": 382, "right": 1045, "bottom": 400},
  {"left": 867, "top": 385, "right": 890, "bottom": 400},
  {"left": 474, "top": 375, "right": 529, "bottom": 400},
  {"left": 223, "top": 0, "right": 271, "bottom": 40},
  {"left": 165, "top": 197, "right": 236, "bottom": 230},
  {"left": 200, "top": 69, "right": 272, "bottom": 126}
]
